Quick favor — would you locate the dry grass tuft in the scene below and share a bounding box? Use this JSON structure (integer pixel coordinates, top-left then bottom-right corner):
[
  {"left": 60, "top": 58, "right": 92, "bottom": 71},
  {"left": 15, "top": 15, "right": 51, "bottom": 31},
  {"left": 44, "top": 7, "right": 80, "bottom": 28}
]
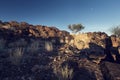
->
[
  {"left": 9, "top": 47, "right": 24, "bottom": 65},
  {"left": 26, "top": 41, "right": 39, "bottom": 53},
  {"left": 54, "top": 65, "right": 73, "bottom": 80},
  {"left": 45, "top": 41, "right": 53, "bottom": 51}
]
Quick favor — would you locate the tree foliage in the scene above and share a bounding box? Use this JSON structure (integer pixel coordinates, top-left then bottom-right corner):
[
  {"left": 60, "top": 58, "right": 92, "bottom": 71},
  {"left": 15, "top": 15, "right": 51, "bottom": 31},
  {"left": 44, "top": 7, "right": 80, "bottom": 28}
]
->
[
  {"left": 110, "top": 26, "right": 120, "bottom": 37},
  {"left": 68, "top": 24, "right": 84, "bottom": 33}
]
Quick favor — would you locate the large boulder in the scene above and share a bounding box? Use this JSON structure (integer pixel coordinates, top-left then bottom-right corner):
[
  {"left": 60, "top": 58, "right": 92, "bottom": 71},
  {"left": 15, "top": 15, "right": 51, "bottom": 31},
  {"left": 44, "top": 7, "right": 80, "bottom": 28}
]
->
[
  {"left": 73, "top": 33, "right": 90, "bottom": 49},
  {"left": 72, "top": 32, "right": 107, "bottom": 50},
  {"left": 100, "top": 61, "right": 120, "bottom": 80}
]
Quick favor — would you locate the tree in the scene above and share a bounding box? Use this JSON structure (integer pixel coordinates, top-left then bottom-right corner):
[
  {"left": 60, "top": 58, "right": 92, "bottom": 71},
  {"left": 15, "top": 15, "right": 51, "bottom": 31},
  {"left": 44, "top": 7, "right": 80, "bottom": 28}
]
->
[
  {"left": 68, "top": 24, "right": 84, "bottom": 33},
  {"left": 110, "top": 26, "right": 120, "bottom": 37}
]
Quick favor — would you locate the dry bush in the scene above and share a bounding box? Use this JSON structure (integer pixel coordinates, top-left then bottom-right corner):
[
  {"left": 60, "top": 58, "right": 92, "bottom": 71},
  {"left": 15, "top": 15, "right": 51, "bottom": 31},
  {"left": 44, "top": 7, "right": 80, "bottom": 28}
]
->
[
  {"left": 45, "top": 41, "right": 53, "bottom": 51},
  {"left": 9, "top": 47, "right": 24, "bottom": 65},
  {"left": 110, "top": 26, "right": 120, "bottom": 37},
  {"left": 26, "top": 40, "right": 39, "bottom": 53},
  {"left": 53, "top": 65, "right": 73, "bottom": 80}
]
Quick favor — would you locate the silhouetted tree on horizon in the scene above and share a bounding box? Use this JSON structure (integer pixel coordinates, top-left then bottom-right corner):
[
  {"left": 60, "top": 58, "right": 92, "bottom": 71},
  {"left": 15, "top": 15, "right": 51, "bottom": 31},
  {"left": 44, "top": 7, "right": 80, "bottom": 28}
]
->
[
  {"left": 110, "top": 26, "right": 120, "bottom": 37},
  {"left": 68, "top": 24, "right": 84, "bottom": 33}
]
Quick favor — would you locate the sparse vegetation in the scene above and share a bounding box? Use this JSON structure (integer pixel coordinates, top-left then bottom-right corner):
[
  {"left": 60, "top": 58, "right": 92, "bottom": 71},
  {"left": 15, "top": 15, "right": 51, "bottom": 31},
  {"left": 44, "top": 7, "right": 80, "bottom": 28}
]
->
[
  {"left": 0, "top": 20, "right": 120, "bottom": 80},
  {"left": 45, "top": 41, "right": 53, "bottom": 51},
  {"left": 9, "top": 47, "right": 24, "bottom": 65},
  {"left": 26, "top": 40, "right": 39, "bottom": 53},
  {"left": 110, "top": 26, "right": 120, "bottom": 37},
  {"left": 54, "top": 65, "right": 73, "bottom": 80},
  {"left": 68, "top": 24, "right": 84, "bottom": 33}
]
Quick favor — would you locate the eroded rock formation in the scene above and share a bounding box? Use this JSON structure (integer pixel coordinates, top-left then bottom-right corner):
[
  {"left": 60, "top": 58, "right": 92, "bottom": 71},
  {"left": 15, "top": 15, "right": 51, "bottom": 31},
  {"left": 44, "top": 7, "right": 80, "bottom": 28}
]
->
[{"left": 0, "top": 20, "right": 120, "bottom": 80}]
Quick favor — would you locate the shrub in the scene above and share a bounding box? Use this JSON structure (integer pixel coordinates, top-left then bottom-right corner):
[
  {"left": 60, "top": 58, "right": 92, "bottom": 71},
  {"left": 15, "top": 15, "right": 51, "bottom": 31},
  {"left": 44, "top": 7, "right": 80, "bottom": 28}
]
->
[
  {"left": 110, "top": 26, "right": 120, "bottom": 37},
  {"left": 26, "top": 40, "right": 39, "bottom": 53},
  {"left": 45, "top": 41, "right": 53, "bottom": 51},
  {"left": 54, "top": 65, "right": 73, "bottom": 80},
  {"left": 9, "top": 47, "right": 24, "bottom": 65}
]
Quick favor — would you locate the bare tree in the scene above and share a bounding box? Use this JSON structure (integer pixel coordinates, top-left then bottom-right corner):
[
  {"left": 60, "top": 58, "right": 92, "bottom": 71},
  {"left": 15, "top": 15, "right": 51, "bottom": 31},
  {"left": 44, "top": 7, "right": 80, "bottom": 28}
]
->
[
  {"left": 68, "top": 24, "right": 84, "bottom": 33},
  {"left": 110, "top": 26, "right": 120, "bottom": 37}
]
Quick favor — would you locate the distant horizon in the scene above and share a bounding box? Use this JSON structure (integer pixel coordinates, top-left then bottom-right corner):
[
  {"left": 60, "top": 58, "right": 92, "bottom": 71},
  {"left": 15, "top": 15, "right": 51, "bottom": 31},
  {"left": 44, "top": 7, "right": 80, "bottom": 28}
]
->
[{"left": 0, "top": 0, "right": 120, "bottom": 35}]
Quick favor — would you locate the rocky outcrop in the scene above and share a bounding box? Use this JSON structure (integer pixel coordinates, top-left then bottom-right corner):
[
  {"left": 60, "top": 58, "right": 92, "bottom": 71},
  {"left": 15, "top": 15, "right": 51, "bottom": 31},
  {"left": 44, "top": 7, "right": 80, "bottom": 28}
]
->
[
  {"left": 69, "top": 32, "right": 107, "bottom": 64},
  {"left": 0, "top": 21, "right": 71, "bottom": 43},
  {"left": 1, "top": 20, "right": 120, "bottom": 80},
  {"left": 100, "top": 61, "right": 120, "bottom": 80},
  {"left": 110, "top": 35, "right": 120, "bottom": 47},
  {"left": 72, "top": 32, "right": 107, "bottom": 50},
  {"left": 73, "top": 33, "right": 90, "bottom": 49}
]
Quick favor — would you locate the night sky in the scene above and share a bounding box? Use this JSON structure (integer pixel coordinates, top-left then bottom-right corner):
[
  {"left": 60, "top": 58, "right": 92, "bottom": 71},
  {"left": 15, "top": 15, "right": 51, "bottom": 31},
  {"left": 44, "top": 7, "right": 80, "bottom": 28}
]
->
[{"left": 0, "top": 0, "right": 120, "bottom": 35}]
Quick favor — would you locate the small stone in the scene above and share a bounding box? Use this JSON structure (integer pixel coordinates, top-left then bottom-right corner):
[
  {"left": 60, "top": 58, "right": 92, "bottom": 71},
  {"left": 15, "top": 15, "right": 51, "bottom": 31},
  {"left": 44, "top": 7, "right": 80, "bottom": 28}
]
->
[{"left": 31, "top": 65, "right": 40, "bottom": 72}]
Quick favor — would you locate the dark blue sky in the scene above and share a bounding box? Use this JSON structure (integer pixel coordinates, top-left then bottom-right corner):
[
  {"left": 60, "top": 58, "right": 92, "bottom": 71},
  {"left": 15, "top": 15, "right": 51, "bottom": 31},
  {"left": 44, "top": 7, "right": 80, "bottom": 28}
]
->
[{"left": 0, "top": 0, "right": 120, "bottom": 34}]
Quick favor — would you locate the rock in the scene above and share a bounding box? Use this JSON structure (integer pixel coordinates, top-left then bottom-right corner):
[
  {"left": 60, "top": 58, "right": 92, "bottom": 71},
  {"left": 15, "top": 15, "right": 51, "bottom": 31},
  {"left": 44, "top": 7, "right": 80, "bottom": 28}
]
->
[
  {"left": 2, "top": 20, "right": 120, "bottom": 80},
  {"left": 78, "top": 59, "right": 104, "bottom": 80},
  {"left": 100, "top": 61, "right": 120, "bottom": 80},
  {"left": 48, "top": 30, "right": 56, "bottom": 37},
  {"left": 111, "top": 35, "right": 120, "bottom": 47},
  {"left": 0, "top": 20, "right": 71, "bottom": 39},
  {"left": 88, "top": 52, "right": 106, "bottom": 64},
  {"left": 73, "top": 33, "right": 90, "bottom": 49},
  {"left": 72, "top": 32, "right": 107, "bottom": 50},
  {"left": 31, "top": 65, "right": 40, "bottom": 72}
]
